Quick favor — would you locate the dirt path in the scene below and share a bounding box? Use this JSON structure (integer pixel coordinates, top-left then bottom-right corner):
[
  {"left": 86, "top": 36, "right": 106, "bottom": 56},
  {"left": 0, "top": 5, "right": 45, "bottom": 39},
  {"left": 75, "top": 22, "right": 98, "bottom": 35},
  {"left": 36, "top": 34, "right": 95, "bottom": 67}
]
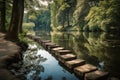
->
[{"left": 0, "top": 33, "right": 22, "bottom": 80}]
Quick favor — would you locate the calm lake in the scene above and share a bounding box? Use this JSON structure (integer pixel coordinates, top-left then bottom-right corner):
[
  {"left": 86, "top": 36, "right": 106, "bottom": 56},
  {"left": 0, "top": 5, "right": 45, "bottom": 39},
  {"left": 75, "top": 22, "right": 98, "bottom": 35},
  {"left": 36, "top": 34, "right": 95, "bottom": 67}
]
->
[
  {"left": 36, "top": 31, "right": 120, "bottom": 78},
  {"left": 12, "top": 31, "right": 120, "bottom": 80}
]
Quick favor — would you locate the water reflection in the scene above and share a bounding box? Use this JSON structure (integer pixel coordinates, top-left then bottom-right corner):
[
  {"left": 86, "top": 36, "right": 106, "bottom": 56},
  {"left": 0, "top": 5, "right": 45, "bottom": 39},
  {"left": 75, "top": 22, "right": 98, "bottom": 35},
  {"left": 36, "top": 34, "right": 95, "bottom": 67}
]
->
[
  {"left": 38, "top": 48, "right": 79, "bottom": 80},
  {"left": 21, "top": 44, "right": 46, "bottom": 80},
  {"left": 21, "top": 42, "right": 79, "bottom": 80},
  {"left": 37, "top": 31, "right": 120, "bottom": 78}
]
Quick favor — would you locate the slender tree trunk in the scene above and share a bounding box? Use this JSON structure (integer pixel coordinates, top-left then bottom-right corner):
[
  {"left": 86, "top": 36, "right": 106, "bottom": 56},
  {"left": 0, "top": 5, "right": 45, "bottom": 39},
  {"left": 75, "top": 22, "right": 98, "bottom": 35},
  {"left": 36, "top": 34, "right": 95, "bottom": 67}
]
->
[
  {"left": 67, "top": 9, "right": 70, "bottom": 27},
  {"left": 0, "top": 2, "right": 1, "bottom": 27},
  {"left": 26, "top": 12, "right": 29, "bottom": 23},
  {"left": 0, "top": 0, "right": 6, "bottom": 32},
  {"left": 18, "top": 0, "right": 24, "bottom": 33},
  {"left": 6, "top": 0, "right": 20, "bottom": 40},
  {"left": 62, "top": 12, "right": 65, "bottom": 28}
]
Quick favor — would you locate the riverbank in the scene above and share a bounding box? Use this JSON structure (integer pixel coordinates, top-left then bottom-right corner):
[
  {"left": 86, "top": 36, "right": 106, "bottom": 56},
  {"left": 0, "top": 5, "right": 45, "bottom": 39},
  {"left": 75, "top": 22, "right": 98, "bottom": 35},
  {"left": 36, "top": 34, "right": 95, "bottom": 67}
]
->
[{"left": 0, "top": 33, "right": 27, "bottom": 80}]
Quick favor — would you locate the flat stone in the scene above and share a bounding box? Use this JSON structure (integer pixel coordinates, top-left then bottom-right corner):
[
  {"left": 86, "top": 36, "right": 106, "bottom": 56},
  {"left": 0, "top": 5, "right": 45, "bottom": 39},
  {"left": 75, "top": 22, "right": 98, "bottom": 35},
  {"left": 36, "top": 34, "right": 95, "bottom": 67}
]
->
[
  {"left": 52, "top": 47, "right": 64, "bottom": 51},
  {"left": 37, "top": 39, "right": 44, "bottom": 44},
  {"left": 33, "top": 36, "right": 41, "bottom": 41},
  {"left": 41, "top": 40, "right": 51, "bottom": 43},
  {"left": 85, "top": 70, "right": 109, "bottom": 80},
  {"left": 74, "top": 64, "right": 98, "bottom": 77},
  {"left": 44, "top": 42, "right": 56, "bottom": 49},
  {"left": 41, "top": 40, "right": 51, "bottom": 47},
  {"left": 27, "top": 35, "right": 34, "bottom": 39},
  {"left": 51, "top": 47, "right": 64, "bottom": 55},
  {"left": 38, "top": 39, "right": 50, "bottom": 46},
  {"left": 55, "top": 50, "right": 72, "bottom": 56},
  {"left": 65, "top": 59, "right": 85, "bottom": 69},
  {"left": 58, "top": 54, "right": 77, "bottom": 63},
  {"left": 47, "top": 45, "right": 60, "bottom": 51}
]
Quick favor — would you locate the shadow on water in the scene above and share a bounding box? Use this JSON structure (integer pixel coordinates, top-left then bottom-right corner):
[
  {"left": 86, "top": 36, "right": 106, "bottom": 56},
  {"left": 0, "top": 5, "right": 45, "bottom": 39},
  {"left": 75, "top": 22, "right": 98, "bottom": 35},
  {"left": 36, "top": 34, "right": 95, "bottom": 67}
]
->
[{"left": 36, "top": 31, "right": 120, "bottom": 79}]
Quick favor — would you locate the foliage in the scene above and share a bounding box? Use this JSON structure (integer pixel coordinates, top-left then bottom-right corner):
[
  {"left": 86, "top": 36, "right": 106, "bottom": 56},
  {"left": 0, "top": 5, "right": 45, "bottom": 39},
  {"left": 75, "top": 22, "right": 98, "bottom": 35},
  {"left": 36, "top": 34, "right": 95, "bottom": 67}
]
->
[
  {"left": 85, "top": 0, "right": 120, "bottom": 31},
  {"left": 50, "top": 0, "right": 76, "bottom": 31},
  {"left": 22, "top": 22, "right": 35, "bottom": 30},
  {"left": 50, "top": 0, "right": 120, "bottom": 32},
  {"left": 29, "top": 15, "right": 37, "bottom": 21},
  {"left": 72, "top": 0, "right": 90, "bottom": 31}
]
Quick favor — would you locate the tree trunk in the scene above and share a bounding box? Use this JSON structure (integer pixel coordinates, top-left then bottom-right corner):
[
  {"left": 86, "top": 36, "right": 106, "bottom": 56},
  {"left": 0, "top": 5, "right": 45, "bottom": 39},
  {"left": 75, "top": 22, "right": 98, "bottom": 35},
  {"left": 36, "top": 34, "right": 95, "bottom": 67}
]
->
[
  {"left": 0, "top": 0, "right": 6, "bottom": 32},
  {"left": 0, "top": 2, "right": 1, "bottom": 27},
  {"left": 18, "top": 0, "right": 24, "bottom": 33},
  {"left": 6, "top": 0, "right": 21, "bottom": 40},
  {"left": 67, "top": 10, "right": 70, "bottom": 27}
]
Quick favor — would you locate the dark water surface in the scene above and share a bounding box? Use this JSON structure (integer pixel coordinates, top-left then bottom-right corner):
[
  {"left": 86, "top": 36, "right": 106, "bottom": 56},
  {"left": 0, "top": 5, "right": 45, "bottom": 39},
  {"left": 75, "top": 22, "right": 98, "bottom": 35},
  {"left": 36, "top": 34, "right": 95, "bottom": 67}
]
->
[{"left": 36, "top": 31, "right": 120, "bottom": 78}]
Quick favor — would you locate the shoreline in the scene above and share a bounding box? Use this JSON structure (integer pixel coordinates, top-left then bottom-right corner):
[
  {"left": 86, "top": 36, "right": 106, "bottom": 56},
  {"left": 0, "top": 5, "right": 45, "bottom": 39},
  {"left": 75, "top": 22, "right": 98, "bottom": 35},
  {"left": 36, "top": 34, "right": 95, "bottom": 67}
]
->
[{"left": 0, "top": 33, "right": 28, "bottom": 80}]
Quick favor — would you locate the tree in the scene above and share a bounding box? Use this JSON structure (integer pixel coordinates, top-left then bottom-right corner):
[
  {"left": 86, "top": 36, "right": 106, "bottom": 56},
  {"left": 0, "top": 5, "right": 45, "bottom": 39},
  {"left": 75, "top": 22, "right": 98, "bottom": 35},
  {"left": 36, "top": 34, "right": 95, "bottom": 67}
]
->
[
  {"left": 50, "top": 0, "right": 77, "bottom": 31},
  {"left": 0, "top": 0, "right": 6, "bottom": 32},
  {"left": 18, "top": 0, "right": 24, "bottom": 33},
  {"left": 6, "top": 0, "right": 24, "bottom": 40},
  {"left": 85, "top": 0, "right": 120, "bottom": 32}
]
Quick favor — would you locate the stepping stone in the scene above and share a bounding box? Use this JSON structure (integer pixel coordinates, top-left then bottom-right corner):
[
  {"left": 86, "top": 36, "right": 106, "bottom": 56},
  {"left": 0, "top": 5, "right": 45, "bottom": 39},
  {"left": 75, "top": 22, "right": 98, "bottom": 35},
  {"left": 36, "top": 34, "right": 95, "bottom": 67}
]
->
[
  {"left": 33, "top": 36, "right": 40, "bottom": 41},
  {"left": 74, "top": 64, "right": 98, "bottom": 77},
  {"left": 51, "top": 47, "right": 64, "bottom": 55},
  {"left": 37, "top": 39, "right": 44, "bottom": 44},
  {"left": 58, "top": 54, "right": 77, "bottom": 63},
  {"left": 85, "top": 70, "right": 109, "bottom": 80},
  {"left": 44, "top": 42, "right": 56, "bottom": 49},
  {"left": 26, "top": 35, "right": 31, "bottom": 38},
  {"left": 41, "top": 40, "right": 51, "bottom": 46},
  {"left": 55, "top": 50, "right": 72, "bottom": 56},
  {"left": 47, "top": 45, "right": 60, "bottom": 51},
  {"left": 51, "top": 47, "right": 64, "bottom": 52},
  {"left": 65, "top": 59, "right": 85, "bottom": 69},
  {"left": 28, "top": 35, "right": 34, "bottom": 39},
  {"left": 41, "top": 40, "right": 51, "bottom": 43}
]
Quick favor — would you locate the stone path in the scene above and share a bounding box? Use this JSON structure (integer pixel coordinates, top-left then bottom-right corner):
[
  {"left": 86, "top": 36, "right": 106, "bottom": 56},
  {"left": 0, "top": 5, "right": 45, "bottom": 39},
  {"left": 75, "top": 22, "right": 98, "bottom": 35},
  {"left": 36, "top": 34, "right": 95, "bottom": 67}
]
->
[
  {"left": 27, "top": 35, "right": 109, "bottom": 80},
  {"left": 0, "top": 33, "right": 21, "bottom": 80}
]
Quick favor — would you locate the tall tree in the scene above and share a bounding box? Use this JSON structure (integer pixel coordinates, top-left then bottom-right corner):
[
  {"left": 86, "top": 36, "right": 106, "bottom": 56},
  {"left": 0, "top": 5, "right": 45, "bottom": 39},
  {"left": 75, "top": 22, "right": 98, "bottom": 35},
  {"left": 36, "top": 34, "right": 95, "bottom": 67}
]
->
[
  {"left": 6, "top": 0, "right": 24, "bottom": 40},
  {"left": 0, "top": 0, "right": 6, "bottom": 32},
  {"left": 18, "top": 0, "right": 24, "bottom": 33}
]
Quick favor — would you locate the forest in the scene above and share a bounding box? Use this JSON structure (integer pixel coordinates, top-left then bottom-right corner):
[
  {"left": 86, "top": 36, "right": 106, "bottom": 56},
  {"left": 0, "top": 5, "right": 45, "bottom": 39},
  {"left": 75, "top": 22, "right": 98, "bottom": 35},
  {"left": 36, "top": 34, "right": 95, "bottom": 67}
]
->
[
  {"left": 0, "top": 0, "right": 120, "bottom": 41},
  {"left": 50, "top": 0, "right": 120, "bottom": 32},
  {"left": 0, "top": 0, "right": 120, "bottom": 80}
]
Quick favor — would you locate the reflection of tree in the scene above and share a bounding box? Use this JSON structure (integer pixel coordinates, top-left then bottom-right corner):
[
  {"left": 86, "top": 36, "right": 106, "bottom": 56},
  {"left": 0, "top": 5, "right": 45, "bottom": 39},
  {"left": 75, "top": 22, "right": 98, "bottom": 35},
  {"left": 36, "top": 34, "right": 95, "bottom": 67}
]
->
[
  {"left": 19, "top": 43, "right": 47, "bottom": 80},
  {"left": 62, "top": 76, "right": 66, "bottom": 80},
  {"left": 45, "top": 76, "right": 53, "bottom": 80},
  {"left": 51, "top": 31, "right": 99, "bottom": 65},
  {"left": 51, "top": 32, "right": 71, "bottom": 49},
  {"left": 51, "top": 31, "right": 120, "bottom": 77},
  {"left": 84, "top": 32, "right": 120, "bottom": 77}
]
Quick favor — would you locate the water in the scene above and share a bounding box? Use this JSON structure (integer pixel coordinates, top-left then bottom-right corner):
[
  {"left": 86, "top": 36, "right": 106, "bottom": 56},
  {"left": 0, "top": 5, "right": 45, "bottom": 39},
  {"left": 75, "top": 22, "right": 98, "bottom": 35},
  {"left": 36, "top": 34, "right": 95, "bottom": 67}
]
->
[
  {"left": 20, "top": 43, "right": 80, "bottom": 80},
  {"left": 36, "top": 31, "right": 120, "bottom": 78}
]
